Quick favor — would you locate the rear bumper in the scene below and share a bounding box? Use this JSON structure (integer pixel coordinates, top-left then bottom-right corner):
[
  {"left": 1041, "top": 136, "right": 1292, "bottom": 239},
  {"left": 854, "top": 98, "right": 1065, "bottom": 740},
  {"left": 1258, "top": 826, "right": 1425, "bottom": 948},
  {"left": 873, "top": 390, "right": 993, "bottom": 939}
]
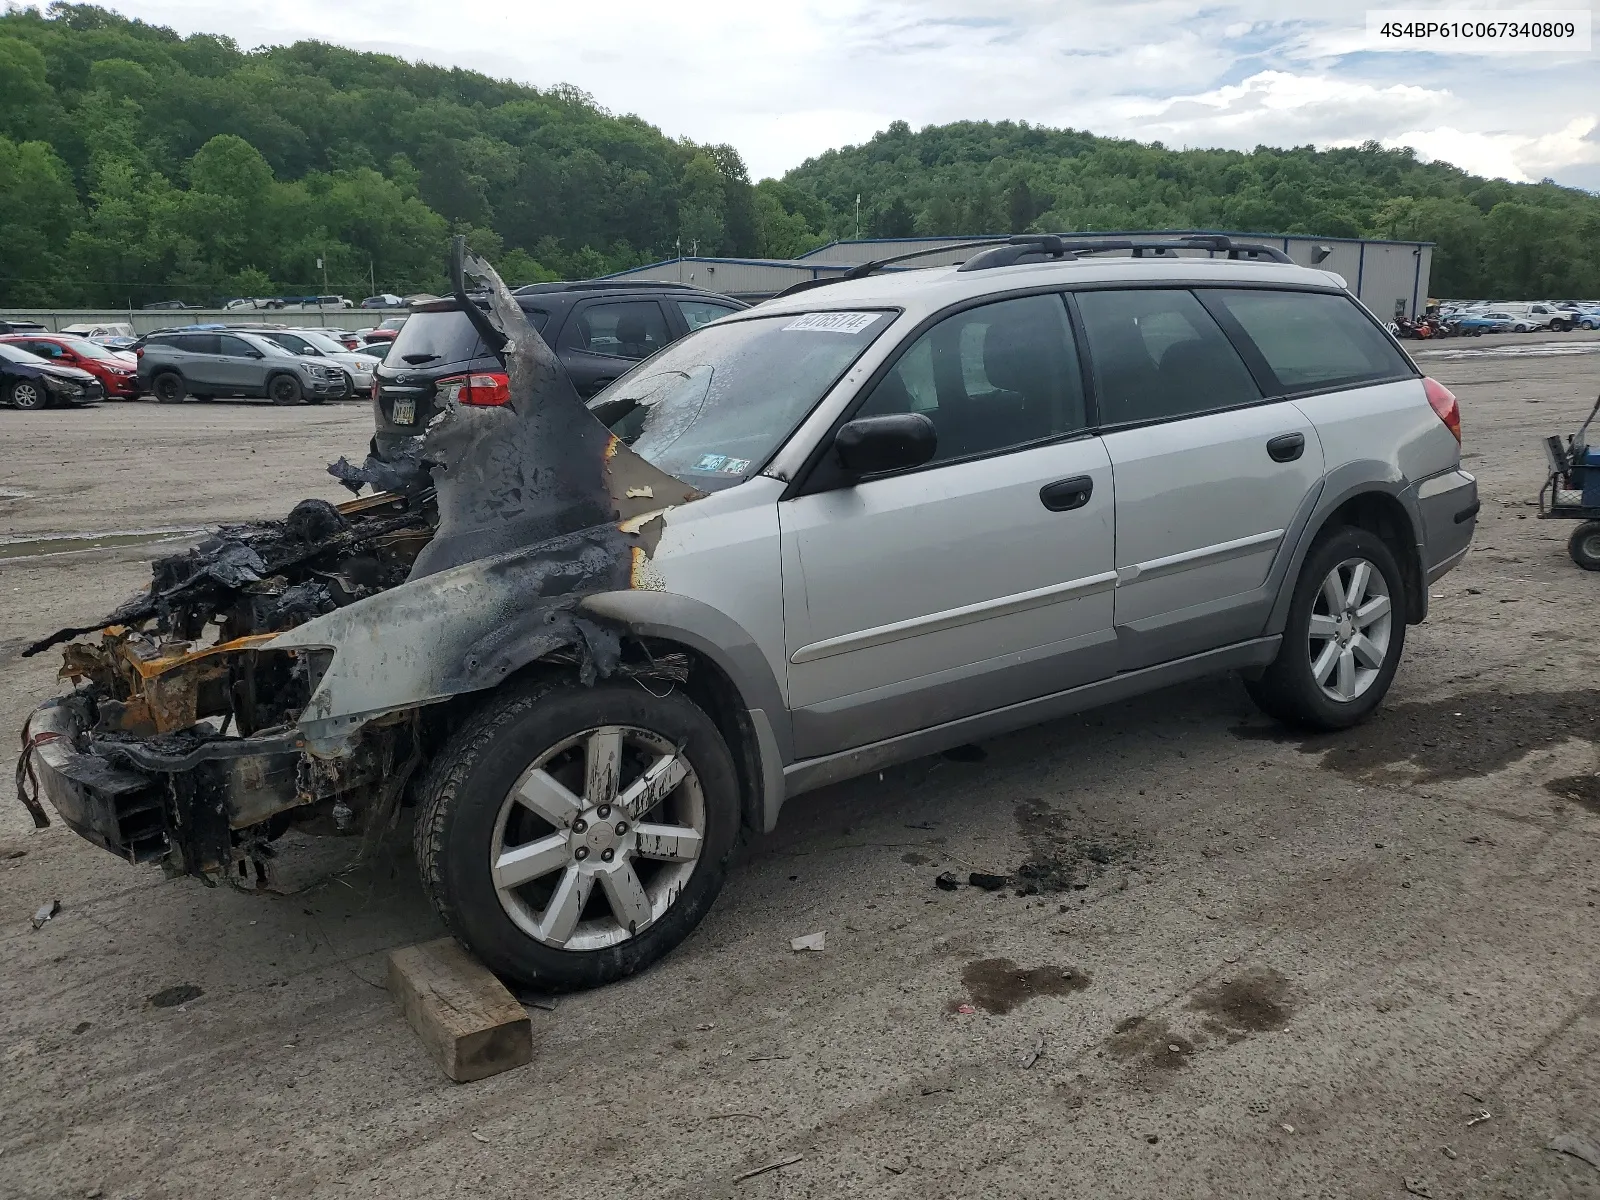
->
[{"left": 1417, "top": 468, "right": 1478, "bottom": 583}]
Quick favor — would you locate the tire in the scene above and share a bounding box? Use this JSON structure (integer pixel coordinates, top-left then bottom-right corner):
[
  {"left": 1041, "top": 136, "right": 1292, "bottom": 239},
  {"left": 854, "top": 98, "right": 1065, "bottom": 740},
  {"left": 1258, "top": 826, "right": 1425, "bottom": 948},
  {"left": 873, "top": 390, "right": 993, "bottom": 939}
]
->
[
  {"left": 151, "top": 372, "right": 186, "bottom": 403},
  {"left": 7, "top": 378, "right": 47, "bottom": 410},
  {"left": 1552, "top": 319, "right": 1570, "bottom": 333},
  {"left": 415, "top": 679, "right": 741, "bottom": 991},
  {"left": 1245, "top": 526, "right": 1407, "bottom": 731},
  {"left": 267, "top": 373, "right": 303, "bottom": 405},
  {"left": 1568, "top": 522, "right": 1600, "bottom": 571}
]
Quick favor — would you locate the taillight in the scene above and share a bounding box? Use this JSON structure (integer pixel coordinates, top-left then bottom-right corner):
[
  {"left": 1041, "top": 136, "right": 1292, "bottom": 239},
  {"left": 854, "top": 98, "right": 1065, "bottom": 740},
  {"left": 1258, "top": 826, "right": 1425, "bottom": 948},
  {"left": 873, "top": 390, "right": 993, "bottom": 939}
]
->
[
  {"left": 1423, "top": 377, "right": 1461, "bottom": 443},
  {"left": 437, "top": 371, "right": 511, "bottom": 407}
]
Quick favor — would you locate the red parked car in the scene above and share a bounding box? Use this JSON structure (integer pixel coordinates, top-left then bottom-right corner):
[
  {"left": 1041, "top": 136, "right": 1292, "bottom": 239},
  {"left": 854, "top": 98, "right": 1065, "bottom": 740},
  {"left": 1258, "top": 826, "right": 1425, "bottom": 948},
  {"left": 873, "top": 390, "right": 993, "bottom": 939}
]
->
[{"left": 0, "top": 333, "right": 141, "bottom": 398}]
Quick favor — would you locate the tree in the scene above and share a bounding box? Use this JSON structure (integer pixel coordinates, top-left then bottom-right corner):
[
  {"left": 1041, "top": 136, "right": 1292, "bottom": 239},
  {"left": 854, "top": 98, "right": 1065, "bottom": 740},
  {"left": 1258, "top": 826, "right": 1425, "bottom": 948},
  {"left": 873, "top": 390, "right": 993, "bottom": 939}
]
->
[{"left": 1007, "top": 177, "right": 1034, "bottom": 233}]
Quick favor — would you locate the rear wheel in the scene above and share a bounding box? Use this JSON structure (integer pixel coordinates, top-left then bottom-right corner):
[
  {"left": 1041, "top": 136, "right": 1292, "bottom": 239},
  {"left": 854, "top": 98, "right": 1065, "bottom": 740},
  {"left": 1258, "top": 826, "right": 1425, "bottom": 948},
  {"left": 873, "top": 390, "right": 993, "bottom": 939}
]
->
[
  {"left": 415, "top": 679, "right": 741, "bottom": 991},
  {"left": 1552, "top": 319, "right": 1571, "bottom": 332},
  {"left": 267, "top": 374, "right": 303, "bottom": 405},
  {"left": 1568, "top": 522, "right": 1600, "bottom": 571},
  {"left": 1246, "top": 527, "right": 1406, "bottom": 731},
  {"left": 7, "top": 379, "right": 47, "bottom": 410},
  {"left": 151, "top": 372, "right": 185, "bottom": 403}
]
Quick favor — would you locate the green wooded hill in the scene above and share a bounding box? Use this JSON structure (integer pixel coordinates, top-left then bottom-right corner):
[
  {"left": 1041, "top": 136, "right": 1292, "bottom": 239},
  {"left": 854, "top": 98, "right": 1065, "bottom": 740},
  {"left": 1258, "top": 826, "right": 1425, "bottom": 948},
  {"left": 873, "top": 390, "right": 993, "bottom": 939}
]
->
[
  {"left": 778, "top": 120, "right": 1600, "bottom": 300},
  {"left": 2, "top": 4, "right": 1596, "bottom": 306}
]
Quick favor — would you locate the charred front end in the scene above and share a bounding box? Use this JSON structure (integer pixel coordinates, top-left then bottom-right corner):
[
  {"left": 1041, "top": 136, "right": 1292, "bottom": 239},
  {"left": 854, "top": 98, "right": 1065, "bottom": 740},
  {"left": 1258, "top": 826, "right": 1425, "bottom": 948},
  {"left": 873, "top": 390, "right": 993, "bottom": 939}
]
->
[{"left": 18, "top": 492, "right": 433, "bottom": 885}]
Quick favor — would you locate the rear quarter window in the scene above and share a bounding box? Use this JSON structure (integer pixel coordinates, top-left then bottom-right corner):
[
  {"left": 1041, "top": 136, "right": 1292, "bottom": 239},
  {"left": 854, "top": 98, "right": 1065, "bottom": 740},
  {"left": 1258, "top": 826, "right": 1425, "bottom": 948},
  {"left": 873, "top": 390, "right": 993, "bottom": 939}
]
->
[{"left": 1204, "top": 290, "right": 1414, "bottom": 394}]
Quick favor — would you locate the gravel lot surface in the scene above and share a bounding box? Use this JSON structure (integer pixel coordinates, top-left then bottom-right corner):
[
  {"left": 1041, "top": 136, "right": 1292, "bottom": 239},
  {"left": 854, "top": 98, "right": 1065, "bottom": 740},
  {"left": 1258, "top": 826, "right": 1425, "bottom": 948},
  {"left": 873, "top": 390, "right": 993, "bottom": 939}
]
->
[{"left": 2, "top": 332, "right": 1598, "bottom": 1199}]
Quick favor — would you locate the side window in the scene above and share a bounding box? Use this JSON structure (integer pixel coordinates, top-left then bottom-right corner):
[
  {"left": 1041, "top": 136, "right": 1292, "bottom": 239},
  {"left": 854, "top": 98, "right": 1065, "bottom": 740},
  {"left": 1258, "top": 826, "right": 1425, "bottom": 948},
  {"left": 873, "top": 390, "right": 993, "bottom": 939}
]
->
[
  {"left": 1203, "top": 290, "right": 1414, "bottom": 394},
  {"left": 1075, "top": 289, "right": 1259, "bottom": 425},
  {"left": 218, "top": 334, "right": 257, "bottom": 356},
  {"left": 856, "top": 293, "right": 1086, "bottom": 465},
  {"left": 274, "top": 334, "right": 310, "bottom": 354},
  {"left": 676, "top": 300, "right": 739, "bottom": 331},
  {"left": 564, "top": 302, "right": 670, "bottom": 360},
  {"left": 22, "top": 341, "right": 61, "bottom": 358},
  {"left": 172, "top": 334, "right": 221, "bottom": 355}
]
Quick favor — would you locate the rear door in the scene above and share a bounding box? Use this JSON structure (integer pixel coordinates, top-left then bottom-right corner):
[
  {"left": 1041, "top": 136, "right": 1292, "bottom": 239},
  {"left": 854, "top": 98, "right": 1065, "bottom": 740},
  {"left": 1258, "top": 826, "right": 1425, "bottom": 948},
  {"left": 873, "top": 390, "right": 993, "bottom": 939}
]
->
[
  {"left": 1075, "top": 287, "right": 1324, "bottom": 670},
  {"left": 558, "top": 299, "right": 672, "bottom": 397},
  {"left": 780, "top": 293, "right": 1117, "bottom": 758}
]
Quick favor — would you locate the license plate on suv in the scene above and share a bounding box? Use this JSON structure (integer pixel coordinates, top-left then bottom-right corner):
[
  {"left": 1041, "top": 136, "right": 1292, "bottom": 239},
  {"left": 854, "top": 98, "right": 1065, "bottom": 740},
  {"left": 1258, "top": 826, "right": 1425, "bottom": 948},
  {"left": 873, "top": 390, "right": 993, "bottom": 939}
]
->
[{"left": 391, "top": 398, "right": 416, "bottom": 424}]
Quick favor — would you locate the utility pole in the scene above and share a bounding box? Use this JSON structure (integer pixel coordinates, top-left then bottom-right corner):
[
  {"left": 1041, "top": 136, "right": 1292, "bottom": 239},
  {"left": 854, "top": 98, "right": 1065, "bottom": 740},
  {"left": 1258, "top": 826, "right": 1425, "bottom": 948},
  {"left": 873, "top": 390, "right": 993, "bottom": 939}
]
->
[
  {"left": 319, "top": 252, "right": 328, "bottom": 298},
  {"left": 369, "top": 261, "right": 376, "bottom": 298},
  {"left": 855, "top": 194, "right": 861, "bottom": 239}
]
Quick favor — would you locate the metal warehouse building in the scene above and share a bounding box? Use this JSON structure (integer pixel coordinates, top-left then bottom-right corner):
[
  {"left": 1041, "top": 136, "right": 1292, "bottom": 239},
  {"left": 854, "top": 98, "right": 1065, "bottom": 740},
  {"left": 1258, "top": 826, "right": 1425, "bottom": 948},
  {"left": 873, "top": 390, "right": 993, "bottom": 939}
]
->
[{"left": 608, "top": 231, "right": 1433, "bottom": 318}]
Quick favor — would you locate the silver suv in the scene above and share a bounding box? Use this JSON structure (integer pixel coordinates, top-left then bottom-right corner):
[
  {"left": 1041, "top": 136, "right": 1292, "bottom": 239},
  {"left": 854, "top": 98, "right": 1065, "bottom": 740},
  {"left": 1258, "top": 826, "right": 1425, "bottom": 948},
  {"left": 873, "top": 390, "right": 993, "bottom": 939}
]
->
[
  {"left": 136, "top": 329, "right": 346, "bottom": 404},
  {"left": 24, "top": 238, "right": 1476, "bottom": 990}
]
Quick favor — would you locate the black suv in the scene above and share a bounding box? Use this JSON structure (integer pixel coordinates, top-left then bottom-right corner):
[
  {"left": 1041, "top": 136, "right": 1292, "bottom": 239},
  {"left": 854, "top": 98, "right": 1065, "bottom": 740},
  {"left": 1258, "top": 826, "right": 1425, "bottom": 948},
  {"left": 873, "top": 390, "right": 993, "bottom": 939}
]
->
[{"left": 371, "top": 281, "right": 746, "bottom": 458}]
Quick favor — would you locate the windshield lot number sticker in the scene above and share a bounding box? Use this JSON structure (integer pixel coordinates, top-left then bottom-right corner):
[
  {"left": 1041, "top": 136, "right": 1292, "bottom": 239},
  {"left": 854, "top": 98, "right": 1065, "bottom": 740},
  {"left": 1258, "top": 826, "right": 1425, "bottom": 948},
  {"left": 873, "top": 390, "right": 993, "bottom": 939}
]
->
[
  {"left": 694, "top": 454, "right": 751, "bottom": 475},
  {"left": 783, "top": 312, "right": 880, "bottom": 334}
]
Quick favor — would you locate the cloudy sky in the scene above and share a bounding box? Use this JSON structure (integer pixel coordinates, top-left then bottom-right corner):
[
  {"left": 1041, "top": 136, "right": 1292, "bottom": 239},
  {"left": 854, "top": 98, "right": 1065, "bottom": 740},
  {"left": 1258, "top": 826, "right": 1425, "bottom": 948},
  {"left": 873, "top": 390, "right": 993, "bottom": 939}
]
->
[{"left": 96, "top": 0, "right": 1599, "bottom": 189}]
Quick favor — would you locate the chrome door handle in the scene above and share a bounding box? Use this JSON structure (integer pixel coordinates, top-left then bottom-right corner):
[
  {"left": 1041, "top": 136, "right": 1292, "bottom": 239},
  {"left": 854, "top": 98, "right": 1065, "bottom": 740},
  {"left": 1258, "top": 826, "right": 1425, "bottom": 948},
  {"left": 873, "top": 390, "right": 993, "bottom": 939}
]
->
[
  {"left": 1267, "top": 433, "right": 1305, "bottom": 462},
  {"left": 1040, "top": 476, "right": 1094, "bottom": 511}
]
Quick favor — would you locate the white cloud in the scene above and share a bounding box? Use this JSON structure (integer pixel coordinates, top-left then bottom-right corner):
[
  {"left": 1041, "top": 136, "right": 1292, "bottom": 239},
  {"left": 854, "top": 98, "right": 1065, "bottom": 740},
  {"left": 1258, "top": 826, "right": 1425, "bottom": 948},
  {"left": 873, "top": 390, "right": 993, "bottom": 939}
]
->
[{"left": 83, "top": 0, "right": 1600, "bottom": 188}]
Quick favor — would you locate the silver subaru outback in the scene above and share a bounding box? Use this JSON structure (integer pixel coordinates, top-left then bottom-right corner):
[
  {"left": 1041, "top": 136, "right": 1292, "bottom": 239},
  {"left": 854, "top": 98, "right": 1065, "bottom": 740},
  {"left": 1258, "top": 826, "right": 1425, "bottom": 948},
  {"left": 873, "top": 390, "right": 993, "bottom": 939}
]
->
[{"left": 22, "top": 236, "right": 1475, "bottom": 990}]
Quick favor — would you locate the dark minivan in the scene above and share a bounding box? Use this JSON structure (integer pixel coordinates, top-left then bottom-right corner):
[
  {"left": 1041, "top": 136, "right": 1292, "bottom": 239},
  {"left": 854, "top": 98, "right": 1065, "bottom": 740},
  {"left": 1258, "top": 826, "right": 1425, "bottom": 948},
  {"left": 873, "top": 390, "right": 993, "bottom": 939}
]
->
[{"left": 370, "top": 281, "right": 745, "bottom": 459}]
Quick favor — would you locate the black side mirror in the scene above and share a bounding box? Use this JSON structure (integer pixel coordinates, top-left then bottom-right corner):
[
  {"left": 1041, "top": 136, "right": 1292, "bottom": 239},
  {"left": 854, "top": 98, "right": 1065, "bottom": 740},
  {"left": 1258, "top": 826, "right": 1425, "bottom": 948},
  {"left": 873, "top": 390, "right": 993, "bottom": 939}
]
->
[{"left": 833, "top": 413, "right": 937, "bottom": 478}]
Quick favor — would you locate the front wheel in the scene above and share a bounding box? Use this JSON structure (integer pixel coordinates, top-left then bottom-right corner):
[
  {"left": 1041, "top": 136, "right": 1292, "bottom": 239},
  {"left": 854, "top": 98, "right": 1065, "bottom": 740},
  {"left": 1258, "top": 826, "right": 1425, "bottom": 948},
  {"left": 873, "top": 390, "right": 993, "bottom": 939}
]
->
[
  {"left": 1246, "top": 527, "right": 1407, "bottom": 731},
  {"left": 268, "top": 374, "right": 303, "bottom": 405},
  {"left": 7, "top": 379, "right": 47, "bottom": 410},
  {"left": 1569, "top": 521, "right": 1600, "bottom": 571},
  {"left": 414, "top": 680, "right": 741, "bottom": 991}
]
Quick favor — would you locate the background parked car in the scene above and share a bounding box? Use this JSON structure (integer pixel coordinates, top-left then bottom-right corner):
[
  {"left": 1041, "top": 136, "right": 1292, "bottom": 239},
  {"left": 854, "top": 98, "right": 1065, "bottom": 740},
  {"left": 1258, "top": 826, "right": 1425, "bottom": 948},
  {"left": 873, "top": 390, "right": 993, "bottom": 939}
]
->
[
  {"left": 0, "top": 319, "right": 47, "bottom": 334},
  {"left": 1452, "top": 313, "right": 1516, "bottom": 335},
  {"left": 245, "top": 327, "right": 383, "bottom": 396},
  {"left": 0, "top": 333, "right": 140, "bottom": 398},
  {"left": 371, "top": 280, "right": 745, "bottom": 458},
  {"left": 58, "top": 322, "right": 135, "bottom": 340},
  {"left": 0, "top": 341, "right": 104, "bottom": 409},
  {"left": 134, "top": 329, "right": 346, "bottom": 405},
  {"left": 141, "top": 299, "right": 200, "bottom": 310},
  {"left": 361, "top": 293, "right": 406, "bottom": 309}
]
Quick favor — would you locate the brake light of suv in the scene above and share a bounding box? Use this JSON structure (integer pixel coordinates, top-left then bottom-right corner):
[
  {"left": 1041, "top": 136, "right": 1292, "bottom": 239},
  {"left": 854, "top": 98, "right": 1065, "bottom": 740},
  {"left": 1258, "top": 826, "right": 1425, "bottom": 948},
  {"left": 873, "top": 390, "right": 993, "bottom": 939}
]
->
[
  {"left": 437, "top": 371, "right": 511, "bottom": 407},
  {"left": 1423, "top": 377, "right": 1461, "bottom": 443}
]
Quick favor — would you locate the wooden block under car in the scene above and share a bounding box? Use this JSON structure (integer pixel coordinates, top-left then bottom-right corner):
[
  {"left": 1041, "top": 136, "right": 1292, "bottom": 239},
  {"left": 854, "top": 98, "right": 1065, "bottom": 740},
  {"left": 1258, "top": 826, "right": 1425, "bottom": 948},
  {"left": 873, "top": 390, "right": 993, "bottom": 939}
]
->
[{"left": 387, "top": 937, "right": 532, "bottom": 1082}]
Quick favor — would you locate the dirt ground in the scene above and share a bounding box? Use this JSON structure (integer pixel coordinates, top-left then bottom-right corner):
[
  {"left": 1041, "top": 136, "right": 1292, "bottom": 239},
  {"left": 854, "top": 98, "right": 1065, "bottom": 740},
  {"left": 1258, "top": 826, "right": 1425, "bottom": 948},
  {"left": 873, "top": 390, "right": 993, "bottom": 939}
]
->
[{"left": 2, "top": 333, "right": 1599, "bottom": 1200}]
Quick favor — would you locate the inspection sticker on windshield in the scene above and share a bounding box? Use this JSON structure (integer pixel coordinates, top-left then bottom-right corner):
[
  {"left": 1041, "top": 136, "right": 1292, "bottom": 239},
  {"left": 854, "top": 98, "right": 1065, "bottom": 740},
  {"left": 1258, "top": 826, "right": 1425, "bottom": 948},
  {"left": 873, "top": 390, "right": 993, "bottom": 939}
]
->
[
  {"left": 783, "top": 312, "right": 880, "bottom": 334},
  {"left": 693, "top": 454, "right": 751, "bottom": 475}
]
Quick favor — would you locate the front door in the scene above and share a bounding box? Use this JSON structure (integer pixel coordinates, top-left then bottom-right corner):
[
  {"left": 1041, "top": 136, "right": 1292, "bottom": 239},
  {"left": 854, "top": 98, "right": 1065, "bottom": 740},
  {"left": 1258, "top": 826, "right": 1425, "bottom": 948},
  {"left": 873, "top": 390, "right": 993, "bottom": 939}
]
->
[
  {"left": 558, "top": 299, "right": 672, "bottom": 397},
  {"left": 780, "top": 293, "right": 1118, "bottom": 758},
  {"left": 1074, "top": 287, "right": 1324, "bottom": 669}
]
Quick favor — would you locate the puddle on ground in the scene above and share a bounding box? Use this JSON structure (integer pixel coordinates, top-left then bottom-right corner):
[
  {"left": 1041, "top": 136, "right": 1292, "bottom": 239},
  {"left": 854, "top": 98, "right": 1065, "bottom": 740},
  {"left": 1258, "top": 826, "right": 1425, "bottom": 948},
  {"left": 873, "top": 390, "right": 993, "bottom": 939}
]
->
[
  {"left": 1188, "top": 967, "right": 1293, "bottom": 1034},
  {"left": 1232, "top": 689, "right": 1600, "bottom": 784},
  {"left": 147, "top": 984, "right": 204, "bottom": 1008},
  {"left": 0, "top": 527, "right": 203, "bottom": 562},
  {"left": 1413, "top": 341, "right": 1600, "bottom": 360},
  {"left": 955, "top": 958, "right": 1090, "bottom": 1014},
  {"left": 1545, "top": 775, "right": 1600, "bottom": 815},
  {"left": 1106, "top": 1015, "right": 1194, "bottom": 1069}
]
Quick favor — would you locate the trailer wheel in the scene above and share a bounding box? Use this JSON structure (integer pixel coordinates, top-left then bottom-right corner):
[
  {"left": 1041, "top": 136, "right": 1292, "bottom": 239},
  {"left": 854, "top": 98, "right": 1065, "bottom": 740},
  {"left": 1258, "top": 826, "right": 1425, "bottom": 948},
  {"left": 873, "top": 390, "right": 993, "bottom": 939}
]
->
[{"left": 1568, "top": 522, "right": 1600, "bottom": 571}]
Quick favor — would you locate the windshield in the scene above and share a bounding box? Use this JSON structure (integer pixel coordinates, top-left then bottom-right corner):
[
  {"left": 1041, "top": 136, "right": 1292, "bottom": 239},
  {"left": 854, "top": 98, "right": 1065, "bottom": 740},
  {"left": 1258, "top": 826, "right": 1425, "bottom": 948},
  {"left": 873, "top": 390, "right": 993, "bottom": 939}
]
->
[
  {"left": 242, "top": 335, "right": 295, "bottom": 358},
  {"left": 58, "top": 337, "right": 123, "bottom": 361},
  {"left": 590, "top": 309, "right": 896, "bottom": 490},
  {"left": 296, "top": 330, "right": 350, "bottom": 355}
]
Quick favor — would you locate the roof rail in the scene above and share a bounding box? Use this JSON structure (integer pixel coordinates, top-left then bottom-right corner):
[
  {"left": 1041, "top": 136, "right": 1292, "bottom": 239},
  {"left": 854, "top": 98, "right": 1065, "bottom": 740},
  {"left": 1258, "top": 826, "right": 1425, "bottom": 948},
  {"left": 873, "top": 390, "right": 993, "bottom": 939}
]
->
[
  {"left": 510, "top": 279, "right": 701, "bottom": 296},
  {"left": 957, "top": 233, "right": 1293, "bottom": 272},
  {"left": 770, "top": 238, "right": 1014, "bottom": 299}
]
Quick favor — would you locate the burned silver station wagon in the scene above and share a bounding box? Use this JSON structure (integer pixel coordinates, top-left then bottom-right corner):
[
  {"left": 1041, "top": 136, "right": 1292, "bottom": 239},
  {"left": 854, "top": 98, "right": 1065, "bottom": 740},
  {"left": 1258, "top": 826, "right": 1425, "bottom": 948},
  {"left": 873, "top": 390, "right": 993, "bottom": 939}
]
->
[{"left": 17, "top": 235, "right": 1477, "bottom": 989}]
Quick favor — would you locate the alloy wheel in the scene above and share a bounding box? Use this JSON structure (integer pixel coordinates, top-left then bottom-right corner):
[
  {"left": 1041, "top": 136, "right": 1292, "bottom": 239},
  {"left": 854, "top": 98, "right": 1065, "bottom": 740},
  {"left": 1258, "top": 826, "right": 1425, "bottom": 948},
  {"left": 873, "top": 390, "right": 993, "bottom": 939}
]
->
[
  {"left": 10, "top": 382, "right": 44, "bottom": 409},
  {"left": 490, "top": 725, "right": 705, "bottom": 951},
  {"left": 1308, "top": 556, "right": 1393, "bottom": 703}
]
